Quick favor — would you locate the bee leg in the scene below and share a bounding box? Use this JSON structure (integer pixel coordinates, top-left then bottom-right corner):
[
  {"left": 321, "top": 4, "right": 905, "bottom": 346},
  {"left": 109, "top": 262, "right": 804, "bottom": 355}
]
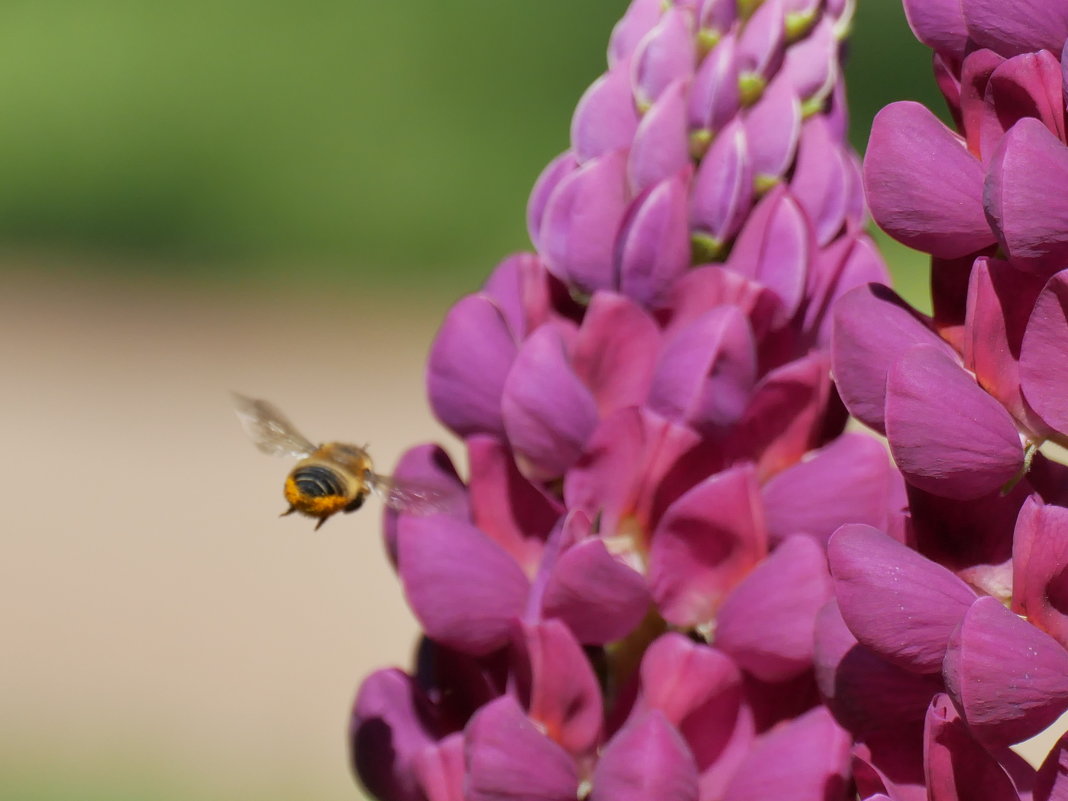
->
[
  {"left": 280, "top": 506, "right": 297, "bottom": 517},
  {"left": 314, "top": 516, "right": 329, "bottom": 531}
]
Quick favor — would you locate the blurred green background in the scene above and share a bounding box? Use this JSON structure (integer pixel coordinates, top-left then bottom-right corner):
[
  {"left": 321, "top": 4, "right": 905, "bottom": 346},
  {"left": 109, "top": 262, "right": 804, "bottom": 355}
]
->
[
  {"left": 0, "top": 0, "right": 940, "bottom": 300},
  {"left": 1, "top": 2, "right": 942, "bottom": 800}
]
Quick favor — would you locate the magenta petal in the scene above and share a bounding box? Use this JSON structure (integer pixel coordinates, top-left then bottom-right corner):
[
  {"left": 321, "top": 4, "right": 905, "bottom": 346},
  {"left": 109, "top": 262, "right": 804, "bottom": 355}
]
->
[
  {"left": 689, "top": 33, "right": 740, "bottom": 134},
  {"left": 398, "top": 516, "right": 530, "bottom": 655},
  {"left": 885, "top": 343, "right": 1023, "bottom": 499},
  {"left": 415, "top": 734, "right": 466, "bottom": 801},
  {"left": 1021, "top": 270, "right": 1068, "bottom": 435},
  {"left": 628, "top": 80, "right": 691, "bottom": 194},
  {"left": 384, "top": 444, "right": 469, "bottom": 563},
  {"left": 901, "top": 0, "right": 968, "bottom": 60},
  {"left": 649, "top": 464, "right": 767, "bottom": 627},
  {"left": 736, "top": 0, "right": 785, "bottom": 84},
  {"left": 763, "top": 433, "right": 898, "bottom": 546},
  {"left": 517, "top": 620, "right": 603, "bottom": 758},
  {"left": 617, "top": 168, "right": 693, "bottom": 307},
  {"left": 853, "top": 733, "right": 928, "bottom": 801},
  {"left": 864, "top": 101, "right": 995, "bottom": 258},
  {"left": 572, "top": 67, "right": 640, "bottom": 164},
  {"left": 1014, "top": 497, "right": 1068, "bottom": 648},
  {"left": 743, "top": 75, "right": 801, "bottom": 186},
  {"left": 985, "top": 51, "right": 1066, "bottom": 146},
  {"left": 781, "top": 17, "right": 836, "bottom": 105},
  {"left": 482, "top": 253, "right": 553, "bottom": 341},
  {"left": 466, "top": 696, "right": 579, "bottom": 801},
  {"left": 791, "top": 115, "right": 849, "bottom": 247},
  {"left": 528, "top": 152, "right": 578, "bottom": 252},
  {"left": 639, "top": 633, "right": 742, "bottom": 726},
  {"left": 945, "top": 596, "right": 1068, "bottom": 748},
  {"left": 631, "top": 7, "right": 697, "bottom": 108},
  {"left": 963, "top": 0, "right": 1068, "bottom": 57},
  {"left": 827, "top": 524, "right": 977, "bottom": 673},
  {"left": 351, "top": 669, "right": 441, "bottom": 801},
  {"left": 721, "top": 707, "right": 852, "bottom": 801},
  {"left": 1035, "top": 730, "right": 1068, "bottom": 801},
  {"left": 428, "top": 294, "right": 517, "bottom": 438},
  {"left": 590, "top": 712, "right": 699, "bottom": 801},
  {"left": 647, "top": 305, "right": 758, "bottom": 433},
  {"left": 572, "top": 292, "right": 661, "bottom": 415},
  {"left": 804, "top": 233, "right": 892, "bottom": 348},
  {"left": 609, "top": 0, "right": 664, "bottom": 67},
  {"left": 690, "top": 120, "right": 754, "bottom": 246},
  {"left": 716, "top": 535, "right": 833, "bottom": 681},
  {"left": 502, "top": 324, "right": 599, "bottom": 480},
  {"left": 831, "top": 283, "right": 951, "bottom": 433},
  {"left": 541, "top": 537, "right": 651, "bottom": 644},
  {"left": 985, "top": 118, "right": 1068, "bottom": 277},
  {"left": 924, "top": 694, "right": 1023, "bottom": 801},
  {"left": 540, "top": 148, "right": 630, "bottom": 293}
]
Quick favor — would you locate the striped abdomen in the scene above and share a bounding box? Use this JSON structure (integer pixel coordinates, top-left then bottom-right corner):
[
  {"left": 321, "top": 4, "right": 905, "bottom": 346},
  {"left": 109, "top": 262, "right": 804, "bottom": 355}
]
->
[{"left": 292, "top": 464, "right": 346, "bottom": 498}]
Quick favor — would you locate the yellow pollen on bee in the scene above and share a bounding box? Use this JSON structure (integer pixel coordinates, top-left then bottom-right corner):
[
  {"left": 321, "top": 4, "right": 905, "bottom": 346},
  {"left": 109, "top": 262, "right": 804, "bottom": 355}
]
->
[{"left": 284, "top": 477, "right": 349, "bottom": 516}]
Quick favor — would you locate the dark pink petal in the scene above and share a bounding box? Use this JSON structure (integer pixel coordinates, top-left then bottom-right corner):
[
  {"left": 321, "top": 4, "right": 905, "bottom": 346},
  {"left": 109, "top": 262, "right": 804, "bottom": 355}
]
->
[
  {"left": 924, "top": 694, "right": 1023, "bottom": 801},
  {"left": 743, "top": 75, "right": 801, "bottom": 187},
  {"left": 689, "top": 33, "right": 740, "bottom": 134},
  {"left": 466, "top": 696, "right": 579, "bottom": 801},
  {"left": 632, "top": 7, "right": 696, "bottom": 108},
  {"left": 482, "top": 253, "right": 554, "bottom": 340},
  {"left": 541, "top": 537, "right": 651, "bottom": 644},
  {"left": 628, "top": 80, "right": 691, "bottom": 194},
  {"left": 540, "top": 148, "right": 630, "bottom": 294},
  {"left": 572, "top": 67, "right": 640, "bottom": 164},
  {"left": 1021, "top": 270, "right": 1068, "bottom": 435},
  {"left": 1014, "top": 497, "right": 1068, "bottom": 648},
  {"left": 827, "top": 524, "right": 976, "bottom": 673},
  {"left": 804, "top": 233, "right": 891, "bottom": 348},
  {"left": 985, "top": 119, "right": 1068, "bottom": 277},
  {"left": 639, "top": 633, "right": 742, "bottom": 729},
  {"left": 721, "top": 707, "right": 852, "bottom": 801},
  {"left": 609, "top": 0, "right": 663, "bottom": 67},
  {"left": 690, "top": 120, "right": 753, "bottom": 247},
  {"left": 351, "top": 669, "right": 442, "bottom": 801},
  {"left": 944, "top": 596, "right": 1068, "bottom": 747},
  {"left": 763, "top": 433, "right": 898, "bottom": 546},
  {"left": 528, "top": 152, "right": 578, "bottom": 252},
  {"left": 736, "top": 0, "right": 785, "bottom": 85},
  {"left": 853, "top": 732, "right": 928, "bottom": 801},
  {"left": 885, "top": 343, "right": 1023, "bottom": 499},
  {"left": 667, "top": 265, "right": 784, "bottom": 343},
  {"left": 963, "top": 0, "right": 1068, "bottom": 58},
  {"left": 515, "top": 620, "right": 603, "bottom": 758},
  {"left": 960, "top": 49, "right": 1005, "bottom": 159},
  {"left": 815, "top": 601, "right": 945, "bottom": 737},
  {"left": 647, "top": 306, "right": 757, "bottom": 434},
  {"left": 590, "top": 712, "right": 700, "bottom": 801},
  {"left": 415, "top": 734, "right": 466, "bottom": 801},
  {"left": 865, "top": 101, "right": 995, "bottom": 258},
  {"left": 727, "top": 351, "right": 830, "bottom": 479},
  {"left": 791, "top": 115, "right": 849, "bottom": 247},
  {"left": 649, "top": 464, "right": 767, "bottom": 627},
  {"left": 502, "top": 324, "right": 598, "bottom": 480},
  {"left": 383, "top": 444, "right": 468, "bottom": 563},
  {"left": 617, "top": 168, "right": 693, "bottom": 307},
  {"left": 965, "top": 257, "right": 1049, "bottom": 427},
  {"left": 572, "top": 292, "right": 661, "bottom": 415},
  {"left": 428, "top": 294, "right": 517, "bottom": 438},
  {"left": 984, "top": 51, "right": 1066, "bottom": 149},
  {"left": 467, "top": 435, "right": 561, "bottom": 571},
  {"left": 716, "top": 535, "right": 833, "bottom": 681},
  {"left": 398, "top": 516, "right": 530, "bottom": 655},
  {"left": 901, "top": 0, "right": 968, "bottom": 61},
  {"left": 1035, "top": 730, "right": 1068, "bottom": 801},
  {"left": 727, "top": 186, "right": 810, "bottom": 320}
]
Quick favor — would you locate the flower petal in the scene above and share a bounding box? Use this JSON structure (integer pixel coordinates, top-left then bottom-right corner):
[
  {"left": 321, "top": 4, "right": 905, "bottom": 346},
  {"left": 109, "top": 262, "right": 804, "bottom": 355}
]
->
[
  {"left": 414, "top": 734, "right": 466, "bottom": 801},
  {"left": 590, "top": 712, "right": 700, "bottom": 801},
  {"left": 628, "top": 80, "right": 691, "bottom": 194},
  {"left": 631, "top": 7, "right": 696, "bottom": 108},
  {"left": 690, "top": 120, "right": 753, "bottom": 248},
  {"left": 901, "top": 0, "right": 968, "bottom": 61},
  {"left": 743, "top": 74, "right": 801, "bottom": 187},
  {"left": 1034, "top": 729, "right": 1068, "bottom": 801},
  {"left": 383, "top": 444, "right": 469, "bottom": 563},
  {"left": 572, "top": 67, "right": 640, "bottom": 164},
  {"left": 963, "top": 0, "right": 1068, "bottom": 57},
  {"left": 1013, "top": 497, "right": 1068, "bottom": 649},
  {"left": 791, "top": 115, "right": 849, "bottom": 247},
  {"left": 1021, "top": 270, "right": 1068, "bottom": 436}
]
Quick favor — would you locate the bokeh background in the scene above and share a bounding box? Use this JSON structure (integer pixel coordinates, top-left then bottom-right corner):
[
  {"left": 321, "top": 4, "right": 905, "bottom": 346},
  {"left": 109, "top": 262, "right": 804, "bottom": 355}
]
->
[{"left": 1, "top": 2, "right": 945, "bottom": 799}]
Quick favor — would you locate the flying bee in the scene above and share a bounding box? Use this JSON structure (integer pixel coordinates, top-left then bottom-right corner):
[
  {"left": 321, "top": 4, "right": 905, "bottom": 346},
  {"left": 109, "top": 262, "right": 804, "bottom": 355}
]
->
[{"left": 234, "top": 393, "right": 444, "bottom": 529}]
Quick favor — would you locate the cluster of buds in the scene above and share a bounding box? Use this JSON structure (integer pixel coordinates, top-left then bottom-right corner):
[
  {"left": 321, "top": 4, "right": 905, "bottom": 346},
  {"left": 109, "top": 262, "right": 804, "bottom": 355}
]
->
[
  {"left": 822, "top": 0, "right": 1068, "bottom": 798},
  {"left": 347, "top": 0, "right": 904, "bottom": 799}
]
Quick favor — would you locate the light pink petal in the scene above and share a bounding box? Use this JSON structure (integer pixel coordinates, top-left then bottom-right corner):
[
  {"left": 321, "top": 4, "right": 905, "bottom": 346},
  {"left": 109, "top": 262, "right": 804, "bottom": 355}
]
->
[
  {"left": 590, "top": 712, "right": 700, "bottom": 801},
  {"left": 632, "top": 7, "right": 696, "bottom": 108},
  {"left": 528, "top": 152, "right": 578, "bottom": 252},
  {"left": 609, "top": 0, "right": 664, "bottom": 67},
  {"left": 690, "top": 120, "right": 754, "bottom": 248},
  {"left": 721, "top": 707, "right": 851, "bottom": 801},
  {"left": 901, "top": 0, "right": 968, "bottom": 61},
  {"left": 963, "top": 0, "right": 1068, "bottom": 57},
  {"left": 572, "top": 67, "right": 640, "bottom": 164},
  {"left": 383, "top": 444, "right": 469, "bottom": 563},
  {"left": 1013, "top": 497, "right": 1068, "bottom": 649},
  {"left": 864, "top": 101, "right": 995, "bottom": 258},
  {"left": 944, "top": 595, "right": 1068, "bottom": 747},
  {"left": 781, "top": 16, "right": 836, "bottom": 105},
  {"left": 398, "top": 516, "right": 530, "bottom": 656},
  {"left": 502, "top": 324, "right": 599, "bottom": 480},
  {"left": 688, "top": 33, "right": 740, "bottom": 134},
  {"left": 649, "top": 464, "right": 767, "bottom": 627},
  {"left": 736, "top": 0, "right": 785, "bottom": 84},
  {"left": 541, "top": 537, "right": 651, "bottom": 645},
  {"left": 762, "top": 432, "right": 898, "bottom": 546},
  {"left": 885, "top": 343, "right": 1023, "bottom": 499},
  {"left": 1021, "top": 270, "right": 1068, "bottom": 435},
  {"left": 715, "top": 534, "right": 833, "bottom": 681},
  {"left": 791, "top": 115, "right": 849, "bottom": 247},
  {"left": 743, "top": 74, "right": 801, "bottom": 186},
  {"left": 628, "top": 79, "right": 691, "bottom": 194},
  {"left": 827, "top": 524, "right": 976, "bottom": 673},
  {"left": 466, "top": 696, "right": 579, "bottom": 801},
  {"left": 985, "top": 118, "right": 1068, "bottom": 277},
  {"left": 428, "top": 294, "right": 517, "bottom": 437},
  {"left": 572, "top": 291, "right": 661, "bottom": 415},
  {"left": 481, "top": 252, "right": 554, "bottom": 341},
  {"left": 415, "top": 734, "right": 466, "bottom": 801}
]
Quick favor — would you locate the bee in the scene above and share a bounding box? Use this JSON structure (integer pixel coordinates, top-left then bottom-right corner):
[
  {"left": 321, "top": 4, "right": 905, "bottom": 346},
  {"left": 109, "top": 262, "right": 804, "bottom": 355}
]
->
[{"left": 234, "top": 393, "right": 443, "bottom": 529}]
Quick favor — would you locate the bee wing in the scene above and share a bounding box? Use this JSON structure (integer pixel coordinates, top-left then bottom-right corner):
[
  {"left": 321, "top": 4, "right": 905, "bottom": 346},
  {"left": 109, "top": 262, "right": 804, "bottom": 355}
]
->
[
  {"left": 232, "top": 393, "right": 317, "bottom": 458},
  {"left": 366, "top": 472, "right": 450, "bottom": 515}
]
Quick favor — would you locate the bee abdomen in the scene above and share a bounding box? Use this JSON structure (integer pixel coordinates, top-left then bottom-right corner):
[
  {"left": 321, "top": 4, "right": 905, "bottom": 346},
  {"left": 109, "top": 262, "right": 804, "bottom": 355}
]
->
[{"left": 291, "top": 464, "right": 346, "bottom": 498}]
